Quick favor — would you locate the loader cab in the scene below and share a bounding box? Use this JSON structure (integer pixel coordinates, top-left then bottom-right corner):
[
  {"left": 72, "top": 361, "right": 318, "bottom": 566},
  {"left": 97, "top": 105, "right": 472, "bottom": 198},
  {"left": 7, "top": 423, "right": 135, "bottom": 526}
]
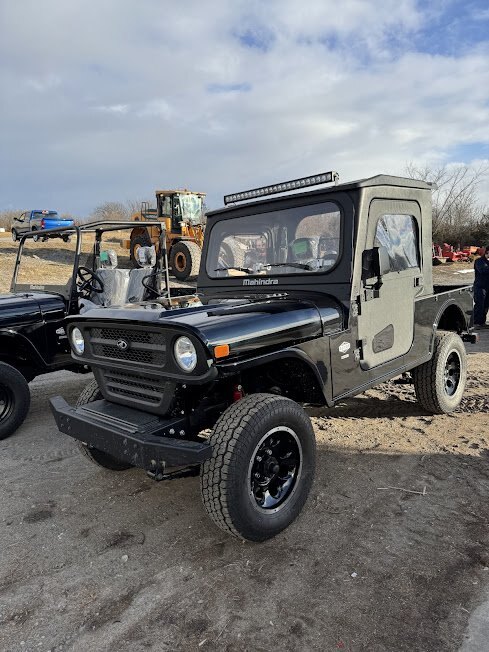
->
[{"left": 156, "top": 190, "right": 206, "bottom": 233}]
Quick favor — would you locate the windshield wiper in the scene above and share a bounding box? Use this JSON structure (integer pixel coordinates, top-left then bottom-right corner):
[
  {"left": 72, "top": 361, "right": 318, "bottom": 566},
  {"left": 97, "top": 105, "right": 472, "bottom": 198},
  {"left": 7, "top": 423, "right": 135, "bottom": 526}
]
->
[
  {"left": 263, "top": 262, "right": 315, "bottom": 271},
  {"left": 214, "top": 266, "right": 254, "bottom": 274}
]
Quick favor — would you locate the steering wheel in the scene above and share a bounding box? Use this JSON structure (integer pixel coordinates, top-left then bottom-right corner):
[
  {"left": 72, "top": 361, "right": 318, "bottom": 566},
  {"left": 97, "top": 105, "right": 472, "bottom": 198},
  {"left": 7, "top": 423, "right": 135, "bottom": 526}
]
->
[
  {"left": 76, "top": 266, "right": 104, "bottom": 298},
  {"left": 142, "top": 271, "right": 162, "bottom": 298}
]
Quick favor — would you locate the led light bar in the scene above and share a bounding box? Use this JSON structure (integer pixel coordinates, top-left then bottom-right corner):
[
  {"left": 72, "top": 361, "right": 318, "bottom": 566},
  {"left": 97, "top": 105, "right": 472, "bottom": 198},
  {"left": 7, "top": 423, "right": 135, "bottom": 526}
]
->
[{"left": 224, "top": 171, "right": 339, "bottom": 205}]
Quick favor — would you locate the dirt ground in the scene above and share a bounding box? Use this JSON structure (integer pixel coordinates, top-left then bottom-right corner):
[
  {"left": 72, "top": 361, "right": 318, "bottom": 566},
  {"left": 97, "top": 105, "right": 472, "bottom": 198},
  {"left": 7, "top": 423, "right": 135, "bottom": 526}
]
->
[{"left": 1, "top": 237, "right": 489, "bottom": 651}]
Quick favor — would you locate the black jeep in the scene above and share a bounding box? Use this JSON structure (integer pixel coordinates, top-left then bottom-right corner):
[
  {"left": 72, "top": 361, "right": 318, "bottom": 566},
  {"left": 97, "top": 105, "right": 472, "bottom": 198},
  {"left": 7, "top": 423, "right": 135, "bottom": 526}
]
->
[
  {"left": 50, "top": 173, "right": 475, "bottom": 541},
  {"left": 0, "top": 221, "right": 171, "bottom": 439}
]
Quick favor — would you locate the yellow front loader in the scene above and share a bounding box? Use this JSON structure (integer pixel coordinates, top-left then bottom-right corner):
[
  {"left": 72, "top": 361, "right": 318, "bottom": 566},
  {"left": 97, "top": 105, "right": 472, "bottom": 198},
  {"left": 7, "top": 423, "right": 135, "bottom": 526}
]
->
[{"left": 125, "top": 189, "right": 206, "bottom": 281}]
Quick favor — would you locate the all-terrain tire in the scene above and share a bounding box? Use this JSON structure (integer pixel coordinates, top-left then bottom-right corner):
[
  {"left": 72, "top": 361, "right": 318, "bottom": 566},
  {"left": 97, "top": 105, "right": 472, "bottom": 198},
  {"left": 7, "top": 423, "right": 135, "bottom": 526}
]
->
[
  {"left": 170, "top": 241, "right": 201, "bottom": 280},
  {"left": 412, "top": 331, "right": 467, "bottom": 414},
  {"left": 0, "top": 361, "right": 31, "bottom": 440},
  {"left": 75, "top": 379, "right": 133, "bottom": 470},
  {"left": 11, "top": 229, "right": 18, "bottom": 242},
  {"left": 130, "top": 232, "right": 152, "bottom": 268},
  {"left": 201, "top": 393, "right": 316, "bottom": 542}
]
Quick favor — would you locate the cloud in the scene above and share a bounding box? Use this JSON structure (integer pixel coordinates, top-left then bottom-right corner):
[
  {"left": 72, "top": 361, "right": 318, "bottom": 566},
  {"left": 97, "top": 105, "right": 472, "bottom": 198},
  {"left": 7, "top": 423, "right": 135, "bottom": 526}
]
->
[
  {"left": 0, "top": 0, "right": 488, "bottom": 214},
  {"left": 97, "top": 104, "right": 129, "bottom": 114}
]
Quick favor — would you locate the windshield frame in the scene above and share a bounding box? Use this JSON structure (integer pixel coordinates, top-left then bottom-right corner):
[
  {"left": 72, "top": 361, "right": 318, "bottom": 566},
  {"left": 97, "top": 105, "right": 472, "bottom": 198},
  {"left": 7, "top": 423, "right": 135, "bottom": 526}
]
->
[
  {"left": 11, "top": 228, "right": 82, "bottom": 300},
  {"left": 205, "top": 199, "right": 343, "bottom": 280}
]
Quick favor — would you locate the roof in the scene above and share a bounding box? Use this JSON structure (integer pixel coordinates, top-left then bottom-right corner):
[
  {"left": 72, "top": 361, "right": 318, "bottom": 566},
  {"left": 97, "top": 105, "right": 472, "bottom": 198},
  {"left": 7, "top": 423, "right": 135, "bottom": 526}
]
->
[
  {"left": 154, "top": 189, "right": 206, "bottom": 197},
  {"left": 208, "top": 173, "right": 434, "bottom": 217}
]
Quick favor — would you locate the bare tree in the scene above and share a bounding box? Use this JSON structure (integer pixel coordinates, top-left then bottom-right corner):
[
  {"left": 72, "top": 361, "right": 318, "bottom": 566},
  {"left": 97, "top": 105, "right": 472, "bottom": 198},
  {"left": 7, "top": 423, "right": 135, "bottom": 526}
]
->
[
  {"left": 0, "top": 209, "right": 24, "bottom": 231},
  {"left": 90, "top": 201, "right": 129, "bottom": 222},
  {"left": 405, "top": 162, "right": 489, "bottom": 243},
  {"left": 125, "top": 198, "right": 156, "bottom": 218}
]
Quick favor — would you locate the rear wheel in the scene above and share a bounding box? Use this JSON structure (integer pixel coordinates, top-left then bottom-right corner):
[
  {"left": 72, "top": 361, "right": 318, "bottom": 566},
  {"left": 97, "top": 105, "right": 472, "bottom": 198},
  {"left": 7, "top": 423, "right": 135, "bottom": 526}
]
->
[
  {"left": 170, "top": 241, "right": 201, "bottom": 280},
  {"left": 76, "top": 379, "right": 133, "bottom": 470},
  {"left": 0, "top": 362, "right": 31, "bottom": 440},
  {"left": 412, "top": 331, "right": 467, "bottom": 414},
  {"left": 201, "top": 393, "right": 316, "bottom": 541},
  {"left": 32, "top": 228, "right": 39, "bottom": 242}
]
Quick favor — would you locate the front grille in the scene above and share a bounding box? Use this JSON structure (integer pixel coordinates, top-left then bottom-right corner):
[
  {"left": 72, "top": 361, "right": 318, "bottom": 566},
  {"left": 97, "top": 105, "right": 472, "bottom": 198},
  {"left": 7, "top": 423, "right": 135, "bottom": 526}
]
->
[
  {"left": 89, "top": 327, "right": 166, "bottom": 366},
  {"left": 103, "top": 369, "right": 164, "bottom": 405}
]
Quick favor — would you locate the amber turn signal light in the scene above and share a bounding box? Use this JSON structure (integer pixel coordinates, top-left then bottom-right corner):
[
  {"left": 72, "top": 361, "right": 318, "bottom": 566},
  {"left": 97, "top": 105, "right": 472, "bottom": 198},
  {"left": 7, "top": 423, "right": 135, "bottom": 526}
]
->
[{"left": 214, "top": 344, "right": 230, "bottom": 358}]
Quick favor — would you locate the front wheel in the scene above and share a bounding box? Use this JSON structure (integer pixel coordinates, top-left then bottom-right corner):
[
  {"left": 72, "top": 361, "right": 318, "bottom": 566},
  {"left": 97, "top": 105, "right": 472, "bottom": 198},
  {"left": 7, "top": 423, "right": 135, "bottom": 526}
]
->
[
  {"left": 201, "top": 394, "right": 316, "bottom": 541},
  {"left": 412, "top": 331, "right": 467, "bottom": 414},
  {"left": 11, "top": 229, "right": 18, "bottom": 242},
  {"left": 0, "top": 361, "right": 31, "bottom": 440},
  {"left": 75, "top": 379, "right": 133, "bottom": 470},
  {"left": 170, "top": 241, "right": 201, "bottom": 280}
]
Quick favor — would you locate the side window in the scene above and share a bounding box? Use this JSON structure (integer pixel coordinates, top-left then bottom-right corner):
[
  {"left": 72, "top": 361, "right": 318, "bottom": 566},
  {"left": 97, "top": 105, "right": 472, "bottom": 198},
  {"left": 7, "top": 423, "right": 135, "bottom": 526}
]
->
[{"left": 374, "top": 214, "right": 419, "bottom": 272}]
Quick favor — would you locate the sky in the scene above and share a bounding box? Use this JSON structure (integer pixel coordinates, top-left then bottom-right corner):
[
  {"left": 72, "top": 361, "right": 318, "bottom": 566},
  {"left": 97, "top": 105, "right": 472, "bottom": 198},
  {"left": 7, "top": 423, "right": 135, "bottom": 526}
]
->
[{"left": 1, "top": 0, "right": 489, "bottom": 217}]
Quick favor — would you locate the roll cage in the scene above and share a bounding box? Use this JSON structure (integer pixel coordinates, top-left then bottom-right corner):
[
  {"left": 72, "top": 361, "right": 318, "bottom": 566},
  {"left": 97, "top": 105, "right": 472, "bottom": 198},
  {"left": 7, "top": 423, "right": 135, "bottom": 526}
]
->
[{"left": 10, "top": 221, "right": 171, "bottom": 304}]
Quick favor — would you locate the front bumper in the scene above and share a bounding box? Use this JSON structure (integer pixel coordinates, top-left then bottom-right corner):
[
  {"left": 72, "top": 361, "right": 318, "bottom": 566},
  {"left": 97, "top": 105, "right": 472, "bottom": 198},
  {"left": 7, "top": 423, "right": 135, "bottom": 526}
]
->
[{"left": 50, "top": 396, "right": 212, "bottom": 472}]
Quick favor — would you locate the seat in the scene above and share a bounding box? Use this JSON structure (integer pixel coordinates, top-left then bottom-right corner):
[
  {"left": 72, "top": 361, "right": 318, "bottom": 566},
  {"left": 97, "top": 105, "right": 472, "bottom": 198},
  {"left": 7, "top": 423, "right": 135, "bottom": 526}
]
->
[
  {"left": 126, "top": 246, "right": 158, "bottom": 303},
  {"left": 90, "top": 269, "right": 131, "bottom": 307},
  {"left": 79, "top": 247, "right": 158, "bottom": 312}
]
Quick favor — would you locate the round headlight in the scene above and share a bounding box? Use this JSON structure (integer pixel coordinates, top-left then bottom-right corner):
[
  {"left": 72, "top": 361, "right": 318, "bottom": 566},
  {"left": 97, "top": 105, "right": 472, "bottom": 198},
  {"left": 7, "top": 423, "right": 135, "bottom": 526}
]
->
[
  {"left": 174, "top": 336, "right": 197, "bottom": 372},
  {"left": 71, "top": 327, "right": 85, "bottom": 355}
]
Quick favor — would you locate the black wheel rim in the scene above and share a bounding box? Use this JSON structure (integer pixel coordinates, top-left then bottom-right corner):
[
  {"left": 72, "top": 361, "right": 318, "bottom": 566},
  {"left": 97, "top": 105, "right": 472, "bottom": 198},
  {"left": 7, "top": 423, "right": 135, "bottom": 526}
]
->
[
  {"left": 0, "top": 385, "right": 14, "bottom": 422},
  {"left": 444, "top": 350, "right": 461, "bottom": 396},
  {"left": 248, "top": 427, "right": 302, "bottom": 512}
]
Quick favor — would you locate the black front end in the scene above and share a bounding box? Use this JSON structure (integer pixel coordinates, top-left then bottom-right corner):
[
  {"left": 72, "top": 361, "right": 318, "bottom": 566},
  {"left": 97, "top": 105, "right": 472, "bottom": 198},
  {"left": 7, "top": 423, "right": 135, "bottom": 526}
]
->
[{"left": 50, "top": 318, "right": 218, "bottom": 473}]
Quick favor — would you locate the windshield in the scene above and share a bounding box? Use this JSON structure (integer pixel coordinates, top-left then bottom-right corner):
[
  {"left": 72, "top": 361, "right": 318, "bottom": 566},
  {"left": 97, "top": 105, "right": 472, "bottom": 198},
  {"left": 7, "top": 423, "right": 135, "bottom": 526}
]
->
[
  {"left": 206, "top": 201, "right": 341, "bottom": 278},
  {"left": 14, "top": 232, "right": 89, "bottom": 294},
  {"left": 179, "top": 194, "right": 204, "bottom": 224}
]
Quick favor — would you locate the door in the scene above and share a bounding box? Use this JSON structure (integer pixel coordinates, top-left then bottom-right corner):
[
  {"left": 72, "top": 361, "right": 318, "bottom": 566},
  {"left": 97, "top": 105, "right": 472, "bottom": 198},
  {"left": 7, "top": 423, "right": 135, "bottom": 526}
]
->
[
  {"left": 356, "top": 200, "right": 422, "bottom": 369},
  {"left": 15, "top": 212, "right": 28, "bottom": 234}
]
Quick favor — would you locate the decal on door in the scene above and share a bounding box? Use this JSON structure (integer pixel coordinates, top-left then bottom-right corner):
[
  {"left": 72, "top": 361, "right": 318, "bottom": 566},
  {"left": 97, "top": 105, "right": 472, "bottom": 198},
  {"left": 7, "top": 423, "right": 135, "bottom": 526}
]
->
[{"left": 338, "top": 341, "right": 351, "bottom": 354}]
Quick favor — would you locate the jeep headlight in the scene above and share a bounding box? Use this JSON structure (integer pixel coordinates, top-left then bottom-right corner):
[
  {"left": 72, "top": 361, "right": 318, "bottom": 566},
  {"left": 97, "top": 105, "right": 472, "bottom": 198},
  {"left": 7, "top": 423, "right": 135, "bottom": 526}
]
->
[
  {"left": 174, "top": 336, "right": 197, "bottom": 372},
  {"left": 71, "top": 327, "right": 85, "bottom": 355}
]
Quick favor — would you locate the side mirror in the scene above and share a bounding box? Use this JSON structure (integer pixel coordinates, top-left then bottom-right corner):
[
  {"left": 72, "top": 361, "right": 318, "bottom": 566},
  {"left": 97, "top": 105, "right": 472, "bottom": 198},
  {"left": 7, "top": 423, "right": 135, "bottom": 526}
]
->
[{"left": 362, "top": 246, "right": 391, "bottom": 281}]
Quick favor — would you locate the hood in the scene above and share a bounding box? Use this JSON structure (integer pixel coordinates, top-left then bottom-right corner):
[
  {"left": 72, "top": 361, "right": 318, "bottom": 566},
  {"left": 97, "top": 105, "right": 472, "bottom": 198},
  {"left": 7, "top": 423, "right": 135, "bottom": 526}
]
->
[
  {"left": 75, "top": 296, "right": 342, "bottom": 357},
  {"left": 0, "top": 292, "right": 64, "bottom": 327}
]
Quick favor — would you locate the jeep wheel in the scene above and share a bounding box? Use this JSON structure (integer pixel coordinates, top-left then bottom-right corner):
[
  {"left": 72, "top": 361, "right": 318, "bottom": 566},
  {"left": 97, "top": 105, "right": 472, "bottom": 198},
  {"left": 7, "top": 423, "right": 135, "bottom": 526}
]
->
[
  {"left": 201, "top": 393, "right": 316, "bottom": 541},
  {"left": 412, "top": 331, "right": 467, "bottom": 414},
  {"left": 76, "top": 379, "right": 133, "bottom": 470},
  {"left": 170, "top": 241, "right": 201, "bottom": 280},
  {"left": 0, "top": 361, "right": 31, "bottom": 440},
  {"left": 11, "top": 229, "right": 18, "bottom": 242}
]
